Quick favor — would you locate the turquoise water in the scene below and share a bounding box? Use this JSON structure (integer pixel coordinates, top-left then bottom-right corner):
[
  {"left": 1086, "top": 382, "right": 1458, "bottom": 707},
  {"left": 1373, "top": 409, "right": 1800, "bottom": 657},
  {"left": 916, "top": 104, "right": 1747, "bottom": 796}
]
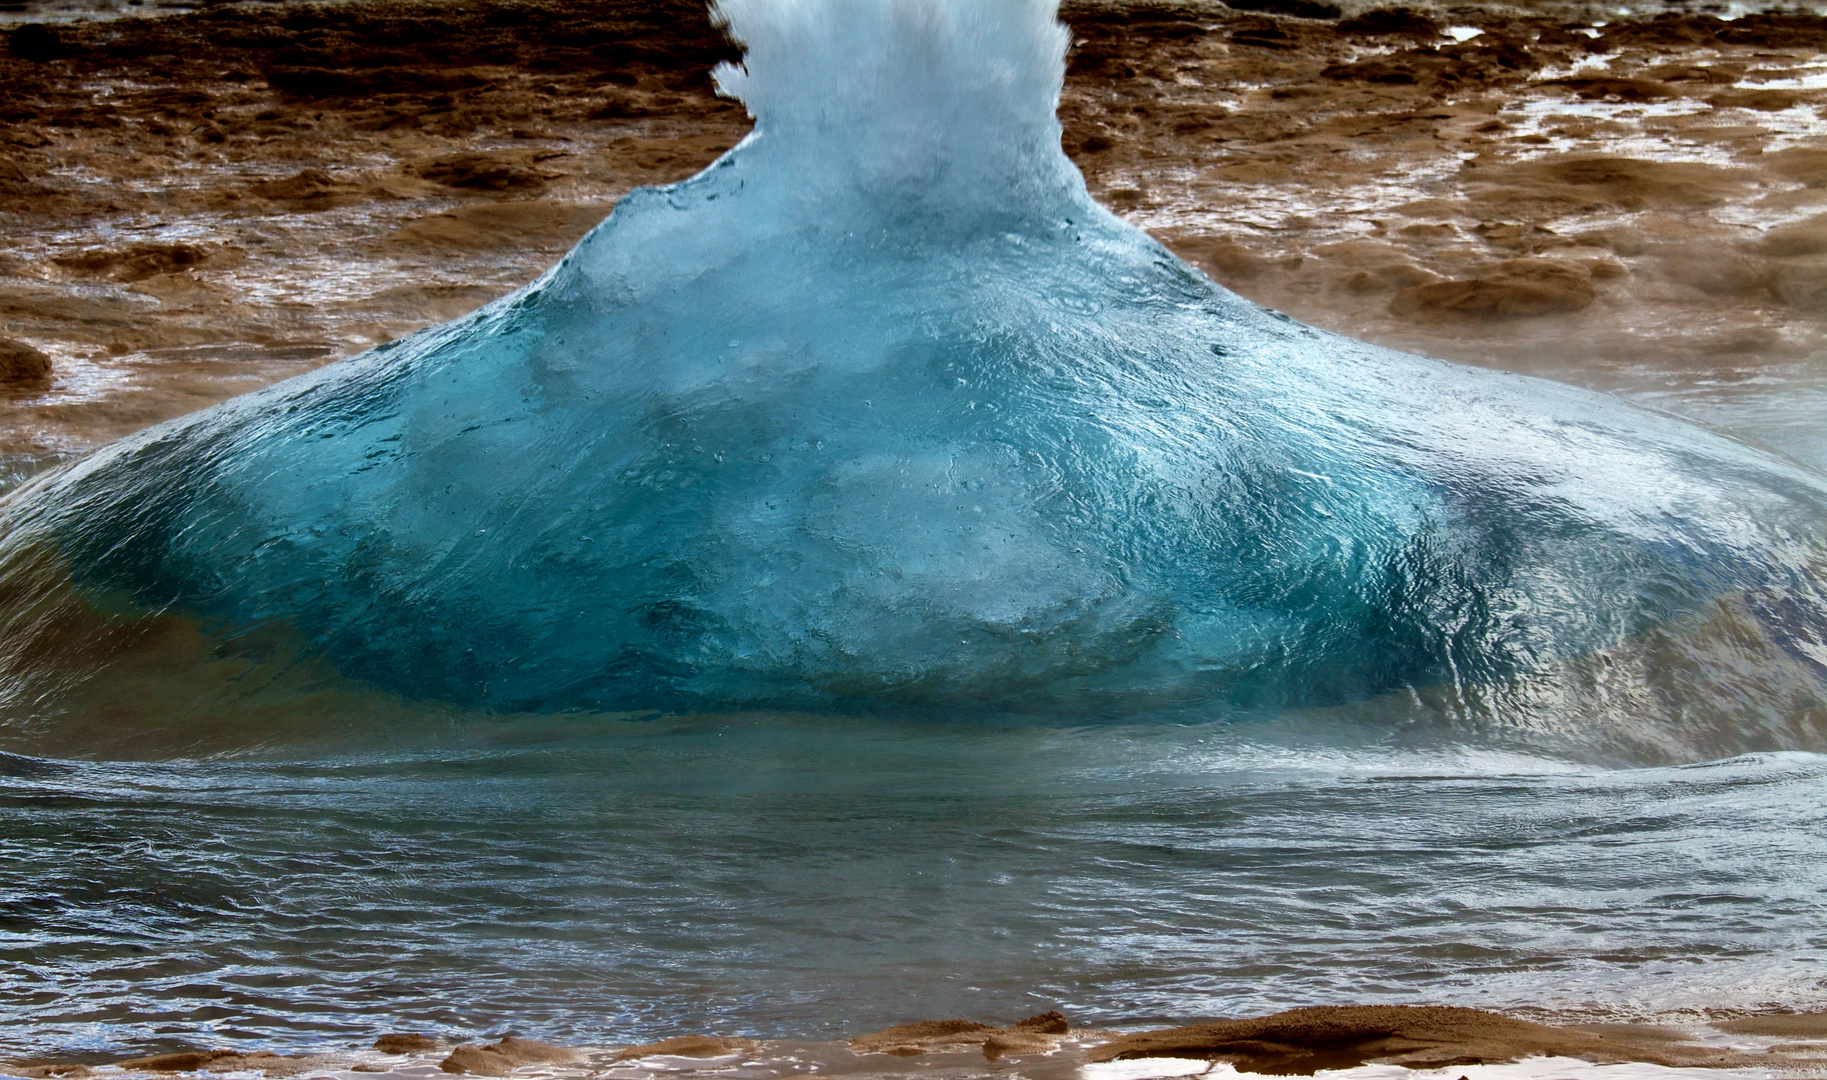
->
[{"left": 4, "top": 719, "right": 1827, "bottom": 1060}]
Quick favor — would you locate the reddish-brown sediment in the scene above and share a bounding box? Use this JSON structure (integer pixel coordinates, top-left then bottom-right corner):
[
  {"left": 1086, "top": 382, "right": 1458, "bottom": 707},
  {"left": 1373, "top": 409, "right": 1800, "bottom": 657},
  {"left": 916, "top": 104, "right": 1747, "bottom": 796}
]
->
[
  {"left": 438, "top": 1037, "right": 578, "bottom": 1076},
  {"left": 9, "top": 1006, "right": 1827, "bottom": 1077},
  {"left": 2, "top": 1, "right": 1826, "bottom": 469},
  {"left": 1084, "top": 1004, "right": 1759, "bottom": 1074}
]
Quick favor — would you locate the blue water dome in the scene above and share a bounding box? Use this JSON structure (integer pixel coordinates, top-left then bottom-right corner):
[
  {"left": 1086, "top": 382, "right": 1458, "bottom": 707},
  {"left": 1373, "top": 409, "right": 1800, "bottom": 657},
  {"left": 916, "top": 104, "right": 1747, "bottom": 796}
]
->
[{"left": 0, "top": 0, "right": 1824, "bottom": 762}]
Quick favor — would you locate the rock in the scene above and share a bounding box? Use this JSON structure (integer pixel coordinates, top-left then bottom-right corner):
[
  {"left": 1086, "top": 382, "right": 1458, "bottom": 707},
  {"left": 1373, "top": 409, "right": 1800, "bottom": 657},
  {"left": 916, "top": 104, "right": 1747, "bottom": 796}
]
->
[
  {"left": 1336, "top": 8, "right": 1439, "bottom": 37},
  {"left": 437, "top": 1047, "right": 512, "bottom": 1076},
  {"left": 0, "top": 339, "right": 51, "bottom": 384},
  {"left": 610, "top": 1036, "right": 756, "bottom": 1061},
  {"left": 1013, "top": 1010, "right": 1071, "bottom": 1034},
  {"left": 373, "top": 1034, "right": 444, "bottom": 1054},
  {"left": 8, "top": 23, "right": 64, "bottom": 62},
  {"left": 438, "top": 1037, "right": 576, "bottom": 1076}
]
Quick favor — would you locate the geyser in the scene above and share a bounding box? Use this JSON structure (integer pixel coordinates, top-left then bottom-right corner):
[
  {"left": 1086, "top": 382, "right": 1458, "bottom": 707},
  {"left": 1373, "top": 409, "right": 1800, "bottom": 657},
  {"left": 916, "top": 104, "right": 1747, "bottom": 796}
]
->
[{"left": 1, "top": 0, "right": 1824, "bottom": 759}]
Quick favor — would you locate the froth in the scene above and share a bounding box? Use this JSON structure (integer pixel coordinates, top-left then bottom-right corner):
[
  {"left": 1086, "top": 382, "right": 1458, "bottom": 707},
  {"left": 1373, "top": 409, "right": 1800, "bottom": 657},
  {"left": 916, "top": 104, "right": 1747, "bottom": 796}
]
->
[{"left": 708, "top": 0, "right": 1076, "bottom": 208}]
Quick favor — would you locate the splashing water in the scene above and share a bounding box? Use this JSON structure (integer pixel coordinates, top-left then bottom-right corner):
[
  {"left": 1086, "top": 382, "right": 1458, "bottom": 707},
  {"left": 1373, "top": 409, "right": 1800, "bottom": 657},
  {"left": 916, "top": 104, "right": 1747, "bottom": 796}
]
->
[{"left": 0, "top": 0, "right": 1825, "bottom": 758}]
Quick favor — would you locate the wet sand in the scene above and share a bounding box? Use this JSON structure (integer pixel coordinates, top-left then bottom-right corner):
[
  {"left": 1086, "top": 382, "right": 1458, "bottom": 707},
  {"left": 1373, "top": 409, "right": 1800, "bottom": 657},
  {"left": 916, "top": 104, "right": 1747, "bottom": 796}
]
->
[
  {"left": 2, "top": 0, "right": 1827, "bottom": 477},
  {"left": 6, "top": 1006, "right": 1827, "bottom": 1078}
]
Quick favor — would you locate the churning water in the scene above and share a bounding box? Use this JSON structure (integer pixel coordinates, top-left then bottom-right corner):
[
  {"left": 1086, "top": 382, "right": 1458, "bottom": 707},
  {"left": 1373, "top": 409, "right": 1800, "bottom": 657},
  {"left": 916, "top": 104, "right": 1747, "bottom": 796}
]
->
[
  {"left": 4, "top": 723, "right": 1827, "bottom": 1061},
  {"left": 2, "top": 0, "right": 1826, "bottom": 1061}
]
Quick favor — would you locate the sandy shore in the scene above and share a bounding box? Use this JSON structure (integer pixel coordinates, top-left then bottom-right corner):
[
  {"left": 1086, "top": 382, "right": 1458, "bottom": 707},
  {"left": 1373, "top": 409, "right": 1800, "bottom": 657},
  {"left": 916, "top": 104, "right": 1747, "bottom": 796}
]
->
[
  {"left": 2, "top": 0, "right": 1826, "bottom": 475},
  {"left": 6, "top": 1006, "right": 1827, "bottom": 1078}
]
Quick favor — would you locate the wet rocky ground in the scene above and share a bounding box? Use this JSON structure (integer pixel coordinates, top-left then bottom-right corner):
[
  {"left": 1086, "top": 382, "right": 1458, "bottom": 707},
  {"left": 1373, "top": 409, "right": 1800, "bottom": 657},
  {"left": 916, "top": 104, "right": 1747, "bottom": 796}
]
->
[
  {"left": 7, "top": 1007, "right": 1827, "bottom": 1078},
  {"left": 1, "top": 0, "right": 1825, "bottom": 476}
]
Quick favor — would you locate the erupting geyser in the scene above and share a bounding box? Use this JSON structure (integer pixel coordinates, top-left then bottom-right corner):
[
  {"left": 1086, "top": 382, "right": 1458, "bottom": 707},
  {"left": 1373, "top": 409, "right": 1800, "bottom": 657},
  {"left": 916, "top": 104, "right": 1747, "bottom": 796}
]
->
[{"left": 1, "top": 0, "right": 1825, "bottom": 759}]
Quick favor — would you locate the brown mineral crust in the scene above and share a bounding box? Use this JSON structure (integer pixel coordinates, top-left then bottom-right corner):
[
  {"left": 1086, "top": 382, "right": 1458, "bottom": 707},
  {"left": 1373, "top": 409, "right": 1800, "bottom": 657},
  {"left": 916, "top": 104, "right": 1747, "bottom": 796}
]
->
[
  {"left": 1085, "top": 1005, "right": 1754, "bottom": 1075},
  {"left": 439, "top": 1037, "right": 577, "bottom": 1076},
  {"left": 373, "top": 1033, "right": 445, "bottom": 1054}
]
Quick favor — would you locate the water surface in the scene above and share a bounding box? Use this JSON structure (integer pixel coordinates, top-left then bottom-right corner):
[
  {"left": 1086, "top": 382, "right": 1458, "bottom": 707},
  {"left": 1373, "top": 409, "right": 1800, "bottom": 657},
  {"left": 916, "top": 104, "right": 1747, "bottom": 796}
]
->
[{"left": 5, "top": 718, "right": 1825, "bottom": 1059}]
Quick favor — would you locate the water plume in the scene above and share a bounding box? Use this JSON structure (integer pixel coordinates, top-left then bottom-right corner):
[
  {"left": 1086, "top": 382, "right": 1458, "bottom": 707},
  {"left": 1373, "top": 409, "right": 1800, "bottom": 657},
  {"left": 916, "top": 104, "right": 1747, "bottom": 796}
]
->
[{"left": 0, "top": 0, "right": 1824, "bottom": 762}]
